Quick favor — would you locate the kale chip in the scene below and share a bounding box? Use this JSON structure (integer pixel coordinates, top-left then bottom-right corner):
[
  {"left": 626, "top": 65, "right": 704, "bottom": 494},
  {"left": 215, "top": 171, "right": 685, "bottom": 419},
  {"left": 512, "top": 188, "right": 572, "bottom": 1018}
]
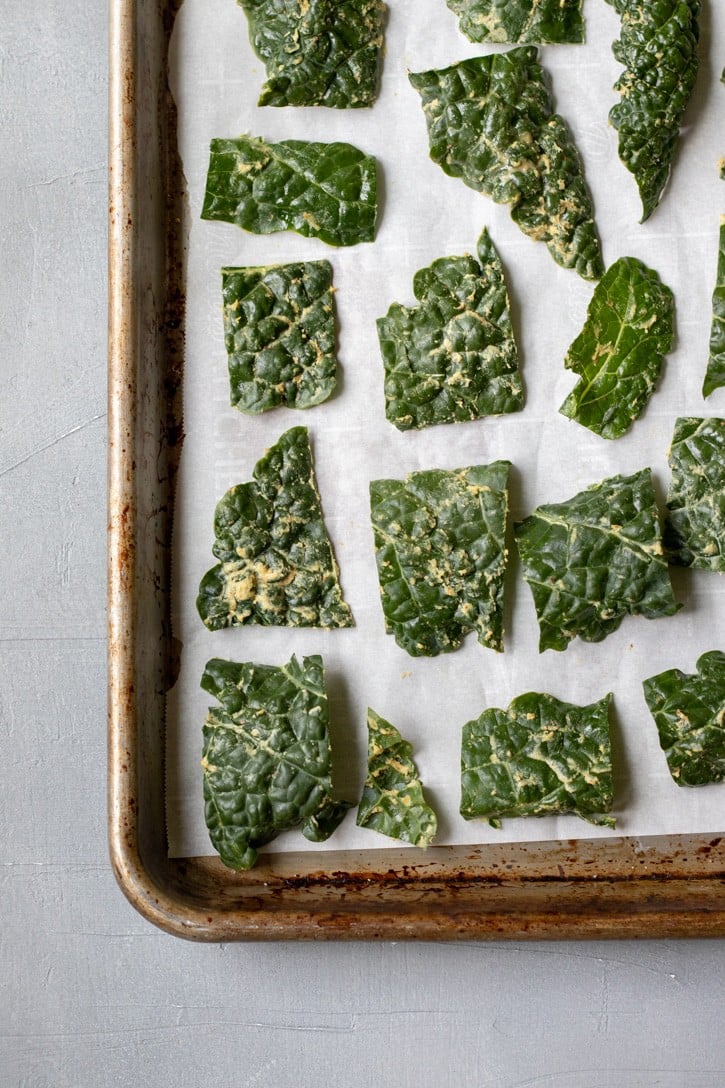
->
[
  {"left": 197, "top": 427, "right": 353, "bottom": 630},
  {"left": 221, "top": 262, "right": 337, "bottom": 414},
  {"left": 515, "top": 469, "right": 679, "bottom": 652},
  {"left": 376, "top": 229, "right": 523, "bottom": 430},
  {"left": 643, "top": 651, "right": 725, "bottom": 787},
  {"left": 370, "top": 461, "right": 510, "bottom": 657}
]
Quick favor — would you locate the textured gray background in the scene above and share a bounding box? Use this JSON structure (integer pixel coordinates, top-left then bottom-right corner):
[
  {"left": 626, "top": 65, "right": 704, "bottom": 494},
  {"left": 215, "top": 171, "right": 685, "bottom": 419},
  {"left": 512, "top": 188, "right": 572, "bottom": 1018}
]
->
[{"left": 2, "top": 4, "right": 725, "bottom": 1086}]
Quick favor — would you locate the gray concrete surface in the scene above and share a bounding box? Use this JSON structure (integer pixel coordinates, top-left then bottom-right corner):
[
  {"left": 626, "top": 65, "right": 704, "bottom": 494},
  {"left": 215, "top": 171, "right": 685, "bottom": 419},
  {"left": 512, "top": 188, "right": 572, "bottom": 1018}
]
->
[{"left": 2, "top": 4, "right": 725, "bottom": 1086}]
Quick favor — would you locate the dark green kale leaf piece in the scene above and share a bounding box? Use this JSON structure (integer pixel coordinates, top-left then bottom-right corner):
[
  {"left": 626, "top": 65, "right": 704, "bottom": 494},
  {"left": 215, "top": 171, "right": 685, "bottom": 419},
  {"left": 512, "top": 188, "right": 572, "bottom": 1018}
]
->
[
  {"left": 409, "top": 48, "right": 603, "bottom": 281},
  {"left": 515, "top": 469, "right": 679, "bottom": 653},
  {"left": 606, "top": 0, "right": 700, "bottom": 222},
  {"left": 643, "top": 651, "right": 725, "bottom": 786},
  {"left": 703, "top": 218, "right": 725, "bottom": 398},
  {"left": 460, "top": 691, "right": 615, "bottom": 826},
  {"left": 370, "top": 461, "right": 510, "bottom": 657},
  {"left": 201, "top": 654, "right": 350, "bottom": 870},
  {"left": 664, "top": 417, "right": 725, "bottom": 571},
  {"left": 201, "top": 135, "right": 377, "bottom": 247},
  {"left": 559, "top": 257, "right": 675, "bottom": 439},
  {"left": 237, "top": 0, "right": 384, "bottom": 108},
  {"left": 197, "top": 426, "right": 353, "bottom": 630},
  {"left": 221, "top": 262, "right": 337, "bottom": 414},
  {"left": 356, "top": 709, "right": 438, "bottom": 847},
  {"left": 445, "top": 0, "right": 584, "bottom": 44},
  {"left": 376, "top": 229, "right": 523, "bottom": 430}
]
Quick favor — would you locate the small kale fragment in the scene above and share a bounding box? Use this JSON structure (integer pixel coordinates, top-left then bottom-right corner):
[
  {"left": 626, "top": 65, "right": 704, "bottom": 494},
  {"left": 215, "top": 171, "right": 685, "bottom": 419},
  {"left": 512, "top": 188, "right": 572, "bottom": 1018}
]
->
[
  {"left": 703, "top": 218, "right": 725, "bottom": 398},
  {"left": 664, "top": 417, "right": 725, "bottom": 571},
  {"left": 370, "top": 461, "right": 510, "bottom": 657},
  {"left": 197, "top": 426, "right": 353, "bottom": 630},
  {"left": 559, "top": 257, "right": 675, "bottom": 439},
  {"left": 376, "top": 229, "right": 523, "bottom": 430},
  {"left": 356, "top": 709, "right": 438, "bottom": 847},
  {"left": 409, "top": 48, "right": 603, "bottom": 280},
  {"left": 221, "top": 262, "right": 337, "bottom": 414},
  {"left": 237, "top": 0, "right": 384, "bottom": 108},
  {"left": 515, "top": 469, "right": 679, "bottom": 652},
  {"left": 606, "top": 0, "right": 700, "bottom": 221},
  {"left": 643, "top": 651, "right": 725, "bottom": 787},
  {"left": 445, "top": 0, "right": 584, "bottom": 43},
  {"left": 201, "top": 135, "right": 377, "bottom": 247},
  {"left": 460, "top": 691, "right": 615, "bottom": 826},
  {"left": 201, "top": 654, "right": 350, "bottom": 870}
]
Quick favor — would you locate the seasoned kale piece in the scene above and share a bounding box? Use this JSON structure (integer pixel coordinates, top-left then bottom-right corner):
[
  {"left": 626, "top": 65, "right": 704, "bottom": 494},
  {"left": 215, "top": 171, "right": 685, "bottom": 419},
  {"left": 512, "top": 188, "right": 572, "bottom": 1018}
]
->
[
  {"left": 201, "top": 654, "right": 350, "bottom": 870},
  {"left": 237, "top": 0, "right": 384, "bottom": 108},
  {"left": 445, "top": 0, "right": 584, "bottom": 43},
  {"left": 197, "top": 427, "right": 353, "bottom": 630},
  {"left": 409, "top": 49, "right": 603, "bottom": 281},
  {"left": 376, "top": 229, "right": 523, "bottom": 430},
  {"left": 606, "top": 0, "right": 700, "bottom": 221},
  {"left": 356, "top": 709, "right": 438, "bottom": 847},
  {"left": 460, "top": 691, "right": 615, "bottom": 826},
  {"left": 515, "top": 469, "right": 679, "bottom": 652},
  {"left": 703, "top": 218, "right": 725, "bottom": 398},
  {"left": 664, "top": 417, "right": 725, "bottom": 571},
  {"left": 559, "top": 257, "right": 675, "bottom": 439},
  {"left": 201, "top": 135, "right": 377, "bottom": 247},
  {"left": 643, "top": 651, "right": 725, "bottom": 787},
  {"left": 370, "top": 461, "right": 510, "bottom": 657},
  {"left": 221, "top": 262, "right": 337, "bottom": 414}
]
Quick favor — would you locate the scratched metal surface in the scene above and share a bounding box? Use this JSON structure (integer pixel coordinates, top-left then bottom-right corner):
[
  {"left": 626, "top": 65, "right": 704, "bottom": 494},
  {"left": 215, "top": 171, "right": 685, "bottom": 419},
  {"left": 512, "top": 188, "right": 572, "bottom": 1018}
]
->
[{"left": 2, "top": 1, "right": 725, "bottom": 1085}]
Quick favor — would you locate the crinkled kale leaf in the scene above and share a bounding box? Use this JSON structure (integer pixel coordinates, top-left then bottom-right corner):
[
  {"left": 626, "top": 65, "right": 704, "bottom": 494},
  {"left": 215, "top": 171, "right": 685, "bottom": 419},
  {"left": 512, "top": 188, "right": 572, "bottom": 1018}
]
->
[
  {"left": 221, "top": 262, "right": 337, "bottom": 414},
  {"left": 197, "top": 426, "right": 353, "bottom": 630},
  {"left": 201, "top": 654, "right": 350, "bottom": 870},
  {"left": 237, "top": 0, "right": 384, "bottom": 108},
  {"left": 460, "top": 691, "right": 615, "bottom": 827},
  {"left": 515, "top": 469, "right": 679, "bottom": 652},
  {"left": 370, "top": 461, "right": 510, "bottom": 657},
  {"left": 559, "top": 257, "right": 675, "bottom": 439},
  {"left": 201, "top": 135, "right": 377, "bottom": 247},
  {"left": 409, "top": 48, "right": 603, "bottom": 280},
  {"left": 703, "top": 218, "right": 725, "bottom": 398},
  {"left": 606, "top": 0, "right": 700, "bottom": 222},
  {"left": 445, "top": 0, "right": 584, "bottom": 44},
  {"left": 376, "top": 229, "right": 523, "bottom": 430},
  {"left": 356, "top": 709, "right": 438, "bottom": 847},
  {"left": 643, "top": 651, "right": 725, "bottom": 787},
  {"left": 664, "top": 417, "right": 725, "bottom": 571}
]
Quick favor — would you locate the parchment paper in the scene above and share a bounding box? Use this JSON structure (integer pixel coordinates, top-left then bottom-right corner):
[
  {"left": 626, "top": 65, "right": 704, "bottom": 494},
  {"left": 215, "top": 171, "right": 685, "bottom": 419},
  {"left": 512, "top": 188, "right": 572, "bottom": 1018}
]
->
[{"left": 166, "top": 0, "right": 725, "bottom": 858}]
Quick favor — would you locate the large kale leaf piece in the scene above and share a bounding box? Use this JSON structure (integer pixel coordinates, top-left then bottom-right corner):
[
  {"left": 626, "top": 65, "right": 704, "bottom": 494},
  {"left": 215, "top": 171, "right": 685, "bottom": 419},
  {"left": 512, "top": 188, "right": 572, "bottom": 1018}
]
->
[
  {"left": 201, "top": 654, "right": 350, "bottom": 870},
  {"left": 409, "top": 49, "right": 603, "bottom": 281},
  {"left": 222, "top": 262, "right": 337, "bottom": 414},
  {"left": 643, "top": 651, "right": 725, "bottom": 787},
  {"left": 460, "top": 691, "right": 615, "bottom": 826},
  {"left": 606, "top": 0, "right": 700, "bottom": 222},
  {"left": 370, "top": 461, "right": 510, "bottom": 657},
  {"left": 703, "top": 218, "right": 725, "bottom": 398},
  {"left": 515, "top": 469, "right": 679, "bottom": 652},
  {"left": 238, "top": 0, "right": 384, "bottom": 108},
  {"left": 559, "top": 257, "right": 675, "bottom": 439},
  {"left": 197, "top": 426, "right": 353, "bottom": 630},
  {"left": 377, "top": 229, "right": 523, "bottom": 430},
  {"left": 664, "top": 417, "right": 725, "bottom": 571},
  {"left": 356, "top": 709, "right": 438, "bottom": 847},
  {"left": 445, "top": 0, "right": 584, "bottom": 44},
  {"left": 201, "top": 136, "right": 377, "bottom": 247}
]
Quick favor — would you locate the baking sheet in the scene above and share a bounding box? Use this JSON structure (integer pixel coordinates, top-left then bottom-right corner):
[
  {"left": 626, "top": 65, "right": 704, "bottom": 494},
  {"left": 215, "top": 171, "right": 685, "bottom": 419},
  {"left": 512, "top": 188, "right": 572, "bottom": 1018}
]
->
[{"left": 166, "top": 0, "right": 725, "bottom": 859}]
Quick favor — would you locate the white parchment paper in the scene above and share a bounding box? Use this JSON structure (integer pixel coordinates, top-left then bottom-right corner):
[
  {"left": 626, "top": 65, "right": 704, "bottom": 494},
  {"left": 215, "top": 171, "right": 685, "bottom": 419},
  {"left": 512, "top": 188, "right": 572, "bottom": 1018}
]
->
[{"left": 166, "top": 0, "right": 725, "bottom": 858}]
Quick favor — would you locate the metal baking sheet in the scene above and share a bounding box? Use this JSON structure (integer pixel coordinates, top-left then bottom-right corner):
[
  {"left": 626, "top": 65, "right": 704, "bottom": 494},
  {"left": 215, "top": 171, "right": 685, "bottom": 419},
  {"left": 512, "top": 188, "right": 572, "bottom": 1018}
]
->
[{"left": 108, "top": 0, "right": 725, "bottom": 939}]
